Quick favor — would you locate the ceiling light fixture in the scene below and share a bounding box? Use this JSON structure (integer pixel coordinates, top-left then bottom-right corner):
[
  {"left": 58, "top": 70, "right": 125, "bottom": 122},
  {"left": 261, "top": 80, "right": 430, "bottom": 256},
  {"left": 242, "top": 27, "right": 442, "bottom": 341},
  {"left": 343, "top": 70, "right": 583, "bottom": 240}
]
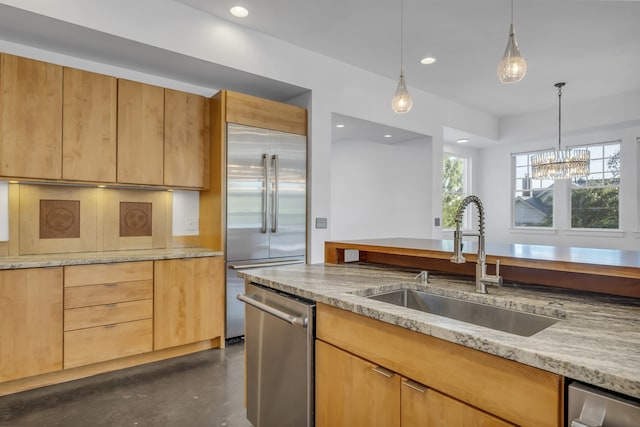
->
[
  {"left": 420, "top": 57, "right": 436, "bottom": 65},
  {"left": 335, "top": 124, "right": 345, "bottom": 128},
  {"left": 384, "top": 134, "right": 393, "bottom": 138},
  {"left": 497, "top": 0, "right": 526, "bottom": 84},
  {"left": 391, "top": 0, "right": 413, "bottom": 114},
  {"left": 230, "top": 6, "right": 249, "bottom": 18},
  {"left": 456, "top": 138, "right": 469, "bottom": 144},
  {"left": 531, "top": 82, "right": 590, "bottom": 180}
]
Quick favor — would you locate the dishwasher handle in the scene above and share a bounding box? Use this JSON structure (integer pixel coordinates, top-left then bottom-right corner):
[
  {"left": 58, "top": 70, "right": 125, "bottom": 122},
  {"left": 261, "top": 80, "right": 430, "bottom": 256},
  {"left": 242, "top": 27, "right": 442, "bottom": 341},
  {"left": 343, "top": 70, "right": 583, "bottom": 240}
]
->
[{"left": 237, "top": 293, "right": 308, "bottom": 328}]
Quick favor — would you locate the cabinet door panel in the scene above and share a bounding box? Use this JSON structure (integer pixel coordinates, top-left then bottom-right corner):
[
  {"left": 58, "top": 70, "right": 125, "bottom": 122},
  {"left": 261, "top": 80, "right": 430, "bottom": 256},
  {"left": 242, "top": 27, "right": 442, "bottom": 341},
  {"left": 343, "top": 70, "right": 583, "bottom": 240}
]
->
[
  {"left": 401, "top": 379, "right": 514, "bottom": 427},
  {"left": 63, "top": 67, "right": 117, "bottom": 182},
  {"left": 117, "top": 79, "right": 164, "bottom": 185},
  {"left": 0, "top": 268, "right": 63, "bottom": 382},
  {"left": 316, "top": 340, "right": 400, "bottom": 427},
  {"left": 164, "top": 89, "right": 209, "bottom": 188},
  {"left": 0, "top": 54, "right": 62, "bottom": 179},
  {"left": 154, "top": 257, "right": 224, "bottom": 350}
]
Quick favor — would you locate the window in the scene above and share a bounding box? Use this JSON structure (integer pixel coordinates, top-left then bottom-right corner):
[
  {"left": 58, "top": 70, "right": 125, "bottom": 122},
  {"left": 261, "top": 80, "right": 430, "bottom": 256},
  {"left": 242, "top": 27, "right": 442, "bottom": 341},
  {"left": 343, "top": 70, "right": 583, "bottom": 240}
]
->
[
  {"left": 442, "top": 154, "right": 470, "bottom": 229},
  {"left": 512, "top": 151, "right": 553, "bottom": 227},
  {"left": 570, "top": 141, "right": 620, "bottom": 229}
]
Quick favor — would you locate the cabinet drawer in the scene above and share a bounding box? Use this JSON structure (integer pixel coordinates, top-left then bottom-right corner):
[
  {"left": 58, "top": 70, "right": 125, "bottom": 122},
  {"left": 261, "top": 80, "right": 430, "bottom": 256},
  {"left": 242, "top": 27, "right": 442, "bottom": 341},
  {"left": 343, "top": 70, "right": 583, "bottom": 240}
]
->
[
  {"left": 64, "top": 299, "right": 152, "bottom": 331},
  {"left": 64, "top": 319, "right": 152, "bottom": 368},
  {"left": 64, "top": 280, "right": 152, "bottom": 309},
  {"left": 64, "top": 261, "right": 153, "bottom": 287}
]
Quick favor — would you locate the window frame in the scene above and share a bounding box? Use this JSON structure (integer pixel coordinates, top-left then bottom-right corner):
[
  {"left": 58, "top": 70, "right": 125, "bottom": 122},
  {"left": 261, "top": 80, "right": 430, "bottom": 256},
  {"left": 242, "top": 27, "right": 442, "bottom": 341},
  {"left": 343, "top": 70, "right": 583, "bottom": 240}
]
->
[
  {"left": 442, "top": 153, "right": 471, "bottom": 230},
  {"left": 511, "top": 149, "right": 555, "bottom": 229}
]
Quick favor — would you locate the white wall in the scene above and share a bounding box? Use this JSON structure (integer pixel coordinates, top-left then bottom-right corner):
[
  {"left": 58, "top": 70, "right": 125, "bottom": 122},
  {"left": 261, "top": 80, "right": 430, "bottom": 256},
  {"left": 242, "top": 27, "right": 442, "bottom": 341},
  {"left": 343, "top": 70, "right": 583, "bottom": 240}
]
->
[{"left": 331, "top": 138, "right": 432, "bottom": 240}]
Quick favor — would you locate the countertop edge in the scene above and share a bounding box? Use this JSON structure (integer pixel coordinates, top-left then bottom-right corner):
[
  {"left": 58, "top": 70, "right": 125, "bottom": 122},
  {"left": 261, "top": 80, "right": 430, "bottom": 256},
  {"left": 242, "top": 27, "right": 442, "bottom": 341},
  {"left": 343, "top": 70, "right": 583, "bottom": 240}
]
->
[{"left": 0, "top": 248, "right": 224, "bottom": 269}]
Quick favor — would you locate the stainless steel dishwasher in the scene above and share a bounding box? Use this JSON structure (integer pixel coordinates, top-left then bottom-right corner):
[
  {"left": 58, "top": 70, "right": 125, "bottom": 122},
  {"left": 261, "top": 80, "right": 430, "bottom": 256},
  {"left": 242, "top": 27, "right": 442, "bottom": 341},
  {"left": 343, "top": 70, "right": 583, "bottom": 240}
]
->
[
  {"left": 238, "top": 282, "right": 315, "bottom": 427},
  {"left": 568, "top": 381, "right": 640, "bottom": 426}
]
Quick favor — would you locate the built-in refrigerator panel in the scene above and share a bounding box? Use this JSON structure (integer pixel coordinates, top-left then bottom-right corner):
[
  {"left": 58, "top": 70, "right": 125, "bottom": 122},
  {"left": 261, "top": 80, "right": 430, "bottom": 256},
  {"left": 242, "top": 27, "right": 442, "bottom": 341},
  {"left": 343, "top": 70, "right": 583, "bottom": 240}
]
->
[
  {"left": 225, "top": 123, "right": 307, "bottom": 339},
  {"left": 268, "top": 129, "right": 307, "bottom": 259},
  {"left": 226, "top": 124, "right": 271, "bottom": 262}
]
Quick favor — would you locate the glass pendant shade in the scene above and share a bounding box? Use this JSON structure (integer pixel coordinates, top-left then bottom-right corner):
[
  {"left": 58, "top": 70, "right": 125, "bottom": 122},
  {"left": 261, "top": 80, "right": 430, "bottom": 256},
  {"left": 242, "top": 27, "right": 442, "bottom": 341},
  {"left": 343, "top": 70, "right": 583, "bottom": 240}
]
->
[
  {"left": 498, "top": 23, "right": 527, "bottom": 83},
  {"left": 392, "top": 70, "right": 413, "bottom": 113}
]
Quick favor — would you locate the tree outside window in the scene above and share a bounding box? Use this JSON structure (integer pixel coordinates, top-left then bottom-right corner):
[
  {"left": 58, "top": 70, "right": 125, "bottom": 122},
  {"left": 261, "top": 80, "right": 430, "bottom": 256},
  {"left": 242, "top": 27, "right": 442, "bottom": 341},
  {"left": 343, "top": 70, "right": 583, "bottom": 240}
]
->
[
  {"left": 513, "top": 151, "right": 554, "bottom": 227},
  {"left": 442, "top": 154, "right": 469, "bottom": 229},
  {"left": 570, "top": 141, "right": 620, "bottom": 229}
]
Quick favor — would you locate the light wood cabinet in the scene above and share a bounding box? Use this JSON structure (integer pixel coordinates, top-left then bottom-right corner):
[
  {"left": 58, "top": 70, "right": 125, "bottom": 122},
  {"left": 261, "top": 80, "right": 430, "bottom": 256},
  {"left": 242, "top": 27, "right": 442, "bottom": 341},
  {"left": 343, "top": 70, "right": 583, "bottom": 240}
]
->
[
  {"left": 0, "top": 268, "right": 63, "bottom": 382},
  {"left": 117, "top": 79, "right": 164, "bottom": 185},
  {"left": 63, "top": 262, "right": 153, "bottom": 368},
  {"left": 316, "top": 340, "right": 400, "bottom": 427},
  {"left": 400, "top": 378, "right": 513, "bottom": 426},
  {"left": 164, "top": 89, "right": 210, "bottom": 188},
  {"left": 316, "top": 303, "right": 563, "bottom": 427},
  {"left": 154, "top": 256, "right": 224, "bottom": 350},
  {"left": 62, "top": 67, "right": 117, "bottom": 182},
  {"left": 0, "top": 53, "right": 62, "bottom": 180}
]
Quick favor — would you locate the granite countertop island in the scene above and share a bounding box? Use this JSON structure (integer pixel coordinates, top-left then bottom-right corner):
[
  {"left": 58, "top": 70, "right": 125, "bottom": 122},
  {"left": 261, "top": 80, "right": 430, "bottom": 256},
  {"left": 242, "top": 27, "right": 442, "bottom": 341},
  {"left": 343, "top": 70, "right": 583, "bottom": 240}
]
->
[
  {"left": 0, "top": 247, "right": 223, "bottom": 270},
  {"left": 238, "top": 262, "right": 640, "bottom": 400}
]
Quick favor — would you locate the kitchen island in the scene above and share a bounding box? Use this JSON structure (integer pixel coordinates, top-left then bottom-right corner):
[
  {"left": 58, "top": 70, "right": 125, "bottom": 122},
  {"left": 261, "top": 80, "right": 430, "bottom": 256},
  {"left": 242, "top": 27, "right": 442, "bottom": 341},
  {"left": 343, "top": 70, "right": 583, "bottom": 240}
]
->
[
  {"left": 238, "top": 262, "right": 639, "bottom": 425},
  {"left": 325, "top": 238, "right": 640, "bottom": 297}
]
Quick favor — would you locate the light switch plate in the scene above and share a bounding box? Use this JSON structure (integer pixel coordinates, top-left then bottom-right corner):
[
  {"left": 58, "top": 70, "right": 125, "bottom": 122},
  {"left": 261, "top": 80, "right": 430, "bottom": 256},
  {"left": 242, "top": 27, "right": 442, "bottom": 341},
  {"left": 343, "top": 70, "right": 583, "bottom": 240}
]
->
[{"left": 315, "top": 217, "right": 328, "bottom": 229}]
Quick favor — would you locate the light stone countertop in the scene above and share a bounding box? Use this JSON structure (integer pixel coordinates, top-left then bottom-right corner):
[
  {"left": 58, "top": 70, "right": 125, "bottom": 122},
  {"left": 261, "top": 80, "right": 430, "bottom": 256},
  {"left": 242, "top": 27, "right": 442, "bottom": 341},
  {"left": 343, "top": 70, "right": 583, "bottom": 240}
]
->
[
  {"left": 0, "top": 247, "right": 223, "bottom": 269},
  {"left": 237, "top": 262, "right": 640, "bottom": 400}
]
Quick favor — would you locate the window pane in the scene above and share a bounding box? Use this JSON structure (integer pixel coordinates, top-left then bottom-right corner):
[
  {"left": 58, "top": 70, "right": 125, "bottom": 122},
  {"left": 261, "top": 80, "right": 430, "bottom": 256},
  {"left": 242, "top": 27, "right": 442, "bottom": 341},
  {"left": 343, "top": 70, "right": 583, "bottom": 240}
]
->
[
  {"left": 442, "top": 193, "right": 464, "bottom": 229},
  {"left": 442, "top": 154, "right": 470, "bottom": 229},
  {"left": 571, "top": 188, "right": 619, "bottom": 229},
  {"left": 514, "top": 190, "right": 553, "bottom": 227}
]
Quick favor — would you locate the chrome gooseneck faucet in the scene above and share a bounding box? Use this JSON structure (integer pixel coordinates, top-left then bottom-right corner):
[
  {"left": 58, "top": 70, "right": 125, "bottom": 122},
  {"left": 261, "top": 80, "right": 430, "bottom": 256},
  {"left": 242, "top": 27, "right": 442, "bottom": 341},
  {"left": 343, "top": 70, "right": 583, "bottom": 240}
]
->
[{"left": 450, "top": 195, "right": 502, "bottom": 293}]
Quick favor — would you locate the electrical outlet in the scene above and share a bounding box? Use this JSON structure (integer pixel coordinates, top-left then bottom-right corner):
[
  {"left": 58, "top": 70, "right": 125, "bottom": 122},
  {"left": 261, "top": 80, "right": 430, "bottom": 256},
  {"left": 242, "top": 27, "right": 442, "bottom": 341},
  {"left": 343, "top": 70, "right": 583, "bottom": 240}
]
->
[
  {"left": 185, "top": 217, "right": 198, "bottom": 231},
  {"left": 315, "top": 217, "right": 328, "bottom": 229},
  {"left": 434, "top": 217, "right": 441, "bottom": 227}
]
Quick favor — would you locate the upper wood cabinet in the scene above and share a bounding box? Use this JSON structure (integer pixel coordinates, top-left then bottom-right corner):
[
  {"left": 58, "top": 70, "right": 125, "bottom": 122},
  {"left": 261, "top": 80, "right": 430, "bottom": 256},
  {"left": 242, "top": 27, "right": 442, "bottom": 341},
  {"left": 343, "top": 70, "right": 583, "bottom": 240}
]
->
[
  {"left": 0, "top": 54, "right": 62, "bottom": 180},
  {"left": 0, "top": 267, "right": 63, "bottom": 383},
  {"left": 117, "top": 79, "right": 164, "bottom": 185},
  {"left": 62, "top": 67, "right": 117, "bottom": 183},
  {"left": 164, "top": 89, "right": 210, "bottom": 188}
]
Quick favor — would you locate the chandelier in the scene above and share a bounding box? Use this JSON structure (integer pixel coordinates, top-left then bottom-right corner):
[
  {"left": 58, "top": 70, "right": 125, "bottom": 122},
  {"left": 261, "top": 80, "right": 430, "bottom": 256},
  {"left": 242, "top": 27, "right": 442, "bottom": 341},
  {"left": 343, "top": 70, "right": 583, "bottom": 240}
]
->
[{"left": 531, "top": 83, "right": 590, "bottom": 180}]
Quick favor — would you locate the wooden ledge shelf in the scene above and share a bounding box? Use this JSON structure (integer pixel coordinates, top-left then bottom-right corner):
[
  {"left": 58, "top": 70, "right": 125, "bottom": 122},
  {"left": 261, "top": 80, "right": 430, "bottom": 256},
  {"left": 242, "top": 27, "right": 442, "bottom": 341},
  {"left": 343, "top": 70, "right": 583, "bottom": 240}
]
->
[{"left": 325, "top": 238, "right": 640, "bottom": 298}]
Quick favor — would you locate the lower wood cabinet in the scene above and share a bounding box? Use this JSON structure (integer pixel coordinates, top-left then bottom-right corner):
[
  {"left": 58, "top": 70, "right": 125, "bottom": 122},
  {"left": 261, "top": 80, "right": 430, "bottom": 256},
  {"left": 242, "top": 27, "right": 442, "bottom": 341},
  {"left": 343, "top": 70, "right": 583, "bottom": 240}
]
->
[
  {"left": 153, "top": 256, "right": 224, "bottom": 350},
  {"left": 316, "top": 303, "right": 562, "bottom": 427},
  {"left": 63, "top": 261, "right": 154, "bottom": 368},
  {"left": 0, "top": 267, "right": 63, "bottom": 382},
  {"left": 316, "top": 340, "right": 512, "bottom": 427}
]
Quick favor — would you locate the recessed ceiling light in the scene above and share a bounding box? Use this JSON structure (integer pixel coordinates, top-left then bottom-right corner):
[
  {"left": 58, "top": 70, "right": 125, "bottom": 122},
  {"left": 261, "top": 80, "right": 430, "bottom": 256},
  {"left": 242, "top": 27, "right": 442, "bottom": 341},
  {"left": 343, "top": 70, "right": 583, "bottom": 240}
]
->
[
  {"left": 420, "top": 57, "right": 437, "bottom": 65},
  {"left": 456, "top": 138, "right": 469, "bottom": 144},
  {"left": 230, "top": 6, "right": 249, "bottom": 18},
  {"left": 335, "top": 124, "right": 345, "bottom": 128},
  {"left": 384, "top": 134, "right": 392, "bottom": 138}
]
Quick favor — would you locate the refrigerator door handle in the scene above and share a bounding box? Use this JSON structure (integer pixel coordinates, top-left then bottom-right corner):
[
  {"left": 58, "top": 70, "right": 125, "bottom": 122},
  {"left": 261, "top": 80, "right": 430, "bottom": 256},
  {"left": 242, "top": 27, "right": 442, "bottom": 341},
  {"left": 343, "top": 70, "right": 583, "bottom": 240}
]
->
[
  {"left": 261, "top": 153, "right": 269, "bottom": 233},
  {"left": 271, "top": 154, "right": 279, "bottom": 233}
]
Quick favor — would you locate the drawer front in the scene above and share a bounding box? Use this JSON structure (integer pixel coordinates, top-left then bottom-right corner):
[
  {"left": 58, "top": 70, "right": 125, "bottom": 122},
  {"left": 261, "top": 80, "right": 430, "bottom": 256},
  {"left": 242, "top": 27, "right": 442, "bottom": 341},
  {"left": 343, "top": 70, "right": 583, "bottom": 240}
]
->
[
  {"left": 64, "top": 261, "right": 153, "bottom": 287},
  {"left": 64, "top": 319, "right": 152, "bottom": 368},
  {"left": 64, "top": 299, "right": 152, "bottom": 331},
  {"left": 64, "top": 280, "right": 152, "bottom": 309}
]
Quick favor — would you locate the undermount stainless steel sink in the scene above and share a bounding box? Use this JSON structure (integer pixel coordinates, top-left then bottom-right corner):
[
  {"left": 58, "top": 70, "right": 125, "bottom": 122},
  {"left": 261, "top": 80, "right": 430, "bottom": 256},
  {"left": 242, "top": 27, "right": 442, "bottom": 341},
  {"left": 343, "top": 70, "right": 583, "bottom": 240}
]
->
[{"left": 367, "top": 289, "right": 560, "bottom": 337}]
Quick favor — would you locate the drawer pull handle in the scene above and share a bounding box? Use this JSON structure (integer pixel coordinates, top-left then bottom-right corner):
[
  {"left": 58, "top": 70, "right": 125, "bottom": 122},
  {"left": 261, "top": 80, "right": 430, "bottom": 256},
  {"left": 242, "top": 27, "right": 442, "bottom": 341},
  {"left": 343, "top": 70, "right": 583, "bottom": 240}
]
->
[
  {"left": 402, "top": 379, "right": 427, "bottom": 393},
  {"left": 104, "top": 304, "right": 116, "bottom": 308},
  {"left": 372, "top": 366, "right": 394, "bottom": 378},
  {"left": 104, "top": 283, "right": 117, "bottom": 287},
  {"left": 104, "top": 324, "right": 117, "bottom": 329}
]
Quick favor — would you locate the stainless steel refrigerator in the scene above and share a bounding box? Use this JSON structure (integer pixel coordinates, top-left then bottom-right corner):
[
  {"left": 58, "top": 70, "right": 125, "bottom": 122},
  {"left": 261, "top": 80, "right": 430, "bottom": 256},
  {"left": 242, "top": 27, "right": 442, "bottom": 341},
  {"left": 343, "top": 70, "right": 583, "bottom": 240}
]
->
[{"left": 225, "top": 123, "right": 307, "bottom": 339}]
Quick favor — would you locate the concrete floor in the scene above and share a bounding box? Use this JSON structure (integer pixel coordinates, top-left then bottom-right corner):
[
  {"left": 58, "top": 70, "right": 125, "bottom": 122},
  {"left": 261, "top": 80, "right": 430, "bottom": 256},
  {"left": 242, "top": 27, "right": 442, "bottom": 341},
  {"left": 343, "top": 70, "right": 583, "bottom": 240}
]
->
[{"left": 0, "top": 342, "right": 252, "bottom": 427}]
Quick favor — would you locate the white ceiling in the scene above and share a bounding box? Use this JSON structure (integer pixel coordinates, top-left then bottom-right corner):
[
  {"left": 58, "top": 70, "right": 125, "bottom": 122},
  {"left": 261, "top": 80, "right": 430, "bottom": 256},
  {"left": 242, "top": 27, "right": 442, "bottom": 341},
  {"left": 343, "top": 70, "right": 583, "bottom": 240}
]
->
[
  {"left": 174, "top": 0, "right": 640, "bottom": 118},
  {"left": 1, "top": 1, "right": 639, "bottom": 146}
]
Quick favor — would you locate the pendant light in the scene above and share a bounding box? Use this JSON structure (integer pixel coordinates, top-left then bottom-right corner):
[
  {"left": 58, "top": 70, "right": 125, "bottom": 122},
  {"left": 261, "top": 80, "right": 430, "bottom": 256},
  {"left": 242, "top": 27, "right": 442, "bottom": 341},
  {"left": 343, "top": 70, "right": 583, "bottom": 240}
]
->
[
  {"left": 497, "top": 0, "right": 527, "bottom": 84},
  {"left": 531, "top": 83, "right": 590, "bottom": 180},
  {"left": 391, "top": 0, "right": 413, "bottom": 113}
]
